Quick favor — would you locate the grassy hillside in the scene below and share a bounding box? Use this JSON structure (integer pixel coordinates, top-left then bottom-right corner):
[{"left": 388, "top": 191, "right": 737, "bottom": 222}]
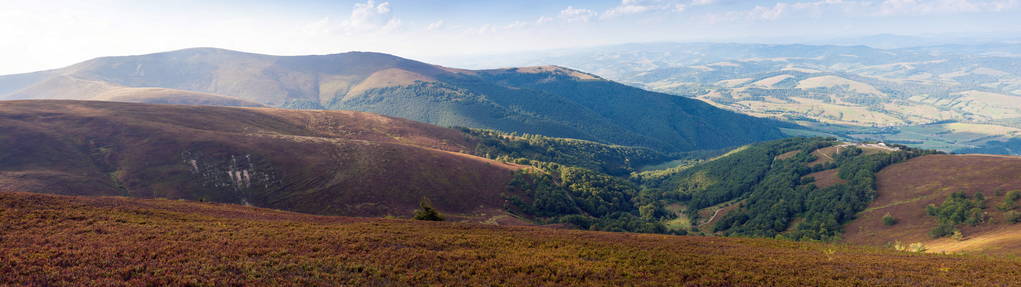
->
[
  {"left": 3, "top": 191, "right": 1020, "bottom": 286},
  {"left": 0, "top": 48, "right": 785, "bottom": 153},
  {"left": 845, "top": 154, "right": 1021, "bottom": 255},
  {"left": 0, "top": 100, "right": 522, "bottom": 220}
]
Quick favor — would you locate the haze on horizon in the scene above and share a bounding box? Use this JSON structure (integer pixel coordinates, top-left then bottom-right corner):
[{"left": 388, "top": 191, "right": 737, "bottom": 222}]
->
[{"left": 1, "top": 0, "right": 1019, "bottom": 75}]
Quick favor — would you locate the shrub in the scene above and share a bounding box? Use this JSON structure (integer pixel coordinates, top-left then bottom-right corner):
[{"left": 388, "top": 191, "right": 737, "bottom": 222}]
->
[
  {"left": 998, "top": 190, "right": 1021, "bottom": 211},
  {"left": 929, "top": 223, "right": 956, "bottom": 238},
  {"left": 1008, "top": 190, "right": 1021, "bottom": 202},
  {"left": 952, "top": 230, "right": 965, "bottom": 241},
  {"left": 414, "top": 198, "right": 444, "bottom": 221},
  {"left": 1005, "top": 210, "right": 1021, "bottom": 224},
  {"left": 882, "top": 213, "right": 897, "bottom": 226}
]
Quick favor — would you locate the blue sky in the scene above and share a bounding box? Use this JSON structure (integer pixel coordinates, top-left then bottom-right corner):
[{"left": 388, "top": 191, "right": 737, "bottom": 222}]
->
[{"left": 1, "top": 0, "right": 1019, "bottom": 74}]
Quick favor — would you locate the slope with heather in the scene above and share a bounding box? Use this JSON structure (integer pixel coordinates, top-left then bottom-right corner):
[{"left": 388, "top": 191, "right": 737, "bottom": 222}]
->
[
  {"left": 844, "top": 154, "right": 1021, "bottom": 255},
  {"left": 3, "top": 191, "right": 1020, "bottom": 286},
  {"left": 0, "top": 100, "right": 521, "bottom": 219},
  {"left": 0, "top": 48, "right": 785, "bottom": 153}
]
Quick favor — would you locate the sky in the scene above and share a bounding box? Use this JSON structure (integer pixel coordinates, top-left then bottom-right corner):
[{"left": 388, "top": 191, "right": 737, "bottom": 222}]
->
[{"left": 1, "top": 0, "right": 1019, "bottom": 75}]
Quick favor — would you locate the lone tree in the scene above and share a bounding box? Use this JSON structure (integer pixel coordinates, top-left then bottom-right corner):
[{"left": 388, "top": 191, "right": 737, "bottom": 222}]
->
[{"left": 414, "top": 197, "right": 444, "bottom": 221}]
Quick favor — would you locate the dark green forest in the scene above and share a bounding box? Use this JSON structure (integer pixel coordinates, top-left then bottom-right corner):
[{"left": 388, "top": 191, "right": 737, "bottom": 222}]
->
[
  {"left": 480, "top": 134, "right": 941, "bottom": 241},
  {"left": 330, "top": 69, "right": 787, "bottom": 153}
]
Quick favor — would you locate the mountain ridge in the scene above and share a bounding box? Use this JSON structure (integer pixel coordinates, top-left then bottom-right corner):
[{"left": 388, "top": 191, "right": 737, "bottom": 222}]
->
[{"left": 0, "top": 47, "right": 786, "bottom": 153}]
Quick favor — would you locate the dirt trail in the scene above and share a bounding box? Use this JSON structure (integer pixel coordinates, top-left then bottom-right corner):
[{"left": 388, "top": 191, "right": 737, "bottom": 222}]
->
[{"left": 700, "top": 208, "right": 723, "bottom": 226}]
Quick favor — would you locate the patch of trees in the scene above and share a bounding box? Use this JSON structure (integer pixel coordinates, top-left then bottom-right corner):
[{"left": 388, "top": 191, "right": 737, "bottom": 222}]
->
[
  {"left": 465, "top": 128, "right": 669, "bottom": 176},
  {"left": 506, "top": 161, "right": 671, "bottom": 234},
  {"left": 999, "top": 190, "right": 1021, "bottom": 224},
  {"left": 660, "top": 137, "right": 837, "bottom": 215},
  {"left": 926, "top": 192, "right": 987, "bottom": 238},
  {"left": 656, "top": 137, "right": 939, "bottom": 241}
]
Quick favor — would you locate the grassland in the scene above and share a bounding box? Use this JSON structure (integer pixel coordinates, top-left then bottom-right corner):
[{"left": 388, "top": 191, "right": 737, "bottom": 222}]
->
[{"left": 3, "top": 191, "right": 1021, "bottom": 286}]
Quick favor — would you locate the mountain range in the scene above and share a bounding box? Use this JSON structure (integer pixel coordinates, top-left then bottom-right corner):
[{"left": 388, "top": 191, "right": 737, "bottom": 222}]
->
[
  {"left": 0, "top": 48, "right": 785, "bottom": 153},
  {"left": 447, "top": 42, "right": 1021, "bottom": 154}
]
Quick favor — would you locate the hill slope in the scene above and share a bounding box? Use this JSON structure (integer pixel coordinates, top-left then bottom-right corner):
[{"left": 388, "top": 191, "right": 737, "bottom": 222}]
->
[
  {"left": 0, "top": 48, "right": 784, "bottom": 153},
  {"left": 0, "top": 100, "right": 521, "bottom": 219},
  {"left": 844, "top": 154, "right": 1021, "bottom": 255},
  {"left": 3, "top": 191, "right": 1020, "bottom": 286}
]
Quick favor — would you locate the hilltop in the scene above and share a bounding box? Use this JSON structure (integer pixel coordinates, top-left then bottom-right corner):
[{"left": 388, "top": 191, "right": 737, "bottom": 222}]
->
[
  {"left": 2, "top": 191, "right": 1020, "bottom": 286},
  {"left": 0, "top": 48, "right": 785, "bottom": 153}
]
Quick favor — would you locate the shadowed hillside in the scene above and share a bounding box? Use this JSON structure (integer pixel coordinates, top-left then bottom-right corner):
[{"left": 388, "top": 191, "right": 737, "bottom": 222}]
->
[
  {"left": 2, "top": 191, "right": 1020, "bottom": 286},
  {"left": 0, "top": 100, "right": 521, "bottom": 219},
  {"left": 0, "top": 48, "right": 785, "bottom": 153}
]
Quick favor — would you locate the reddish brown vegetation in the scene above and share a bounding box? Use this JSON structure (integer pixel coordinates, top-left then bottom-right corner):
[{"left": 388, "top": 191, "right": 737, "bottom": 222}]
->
[
  {"left": 805, "top": 169, "right": 847, "bottom": 189},
  {"left": 2, "top": 191, "right": 1021, "bottom": 286},
  {"left": 0, "top": 100, "right": 521, "bottom": 219},
  {"left": 844, "top": 154, "right": 1021, "bottom": 254}
]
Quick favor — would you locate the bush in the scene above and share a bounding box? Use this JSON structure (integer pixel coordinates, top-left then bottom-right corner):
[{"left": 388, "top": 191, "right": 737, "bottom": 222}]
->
[
  {"left": 929, "top": 223, "right": 956, "bottom": 238},
  {"left": 882, "top": 213, "right": 897, "bottom": 226},
  {"left": 1008, "top": 190, "right": 1021, "bottom": 202},
  {"left": 414, "top": 198, "right": 444, "bottom": 221},
  {"left": 1005, "top": 210, "right": 1021, "bottom": 224},
  {"left": 998, "top": 190, "right": 1021, "bottom": 211}
]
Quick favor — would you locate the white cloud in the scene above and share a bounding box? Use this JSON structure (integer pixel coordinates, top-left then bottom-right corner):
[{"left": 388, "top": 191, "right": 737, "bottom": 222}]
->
[
  {"left": 536, "top": 16, "right": 554, "bottom": 24},
  {"left": 603, "top": 0, "right": 686, "bottom": 18},
  {"left": 690, "top": 0, "right": 717, "bottom": 6},
  {"left": 730, "top": 0, "right": 1019, "bottom": 22},
  {"left": 426, "top": 20, "right": 445, "bottom": 31},
  {"left": 504, "top": 21, "right": 529, "bottom": 30},
  {"left": 749, "top": 3, "right": 789, "bottom": 20},
  {"left": 875, "top": 0, "right": 1018, "bottom": 16},
  {"left": 342, "top": 0, "right": 401, "bottom": 32},
  {"left": 560, "top": 6, "right": 598, "bottom": 23}
]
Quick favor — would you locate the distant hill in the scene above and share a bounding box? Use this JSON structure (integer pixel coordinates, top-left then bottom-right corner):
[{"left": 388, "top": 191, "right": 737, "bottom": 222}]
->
[
  {"left": 0, "top": 100, "right": 523, "bottom": 220},
  {"left": 447, "top": 42, "right": 1021, "bottom": 154},
  {"left": 0, "top": 48, "right": 785, "bottom": 153},
  {"left": 3, "top": 191, "right": 1019, "bottom": 285}
]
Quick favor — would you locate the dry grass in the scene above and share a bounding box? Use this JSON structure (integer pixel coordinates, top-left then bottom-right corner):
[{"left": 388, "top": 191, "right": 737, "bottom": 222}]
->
[
  {"left": 751, "top": 74, "right": 794, "bottom": 88},
  {"left": 796, "top": 75, "right": 885, "bottom": 96},
  {"left": 3, "top": 191, "right": 1021, "bottom": 286}
]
